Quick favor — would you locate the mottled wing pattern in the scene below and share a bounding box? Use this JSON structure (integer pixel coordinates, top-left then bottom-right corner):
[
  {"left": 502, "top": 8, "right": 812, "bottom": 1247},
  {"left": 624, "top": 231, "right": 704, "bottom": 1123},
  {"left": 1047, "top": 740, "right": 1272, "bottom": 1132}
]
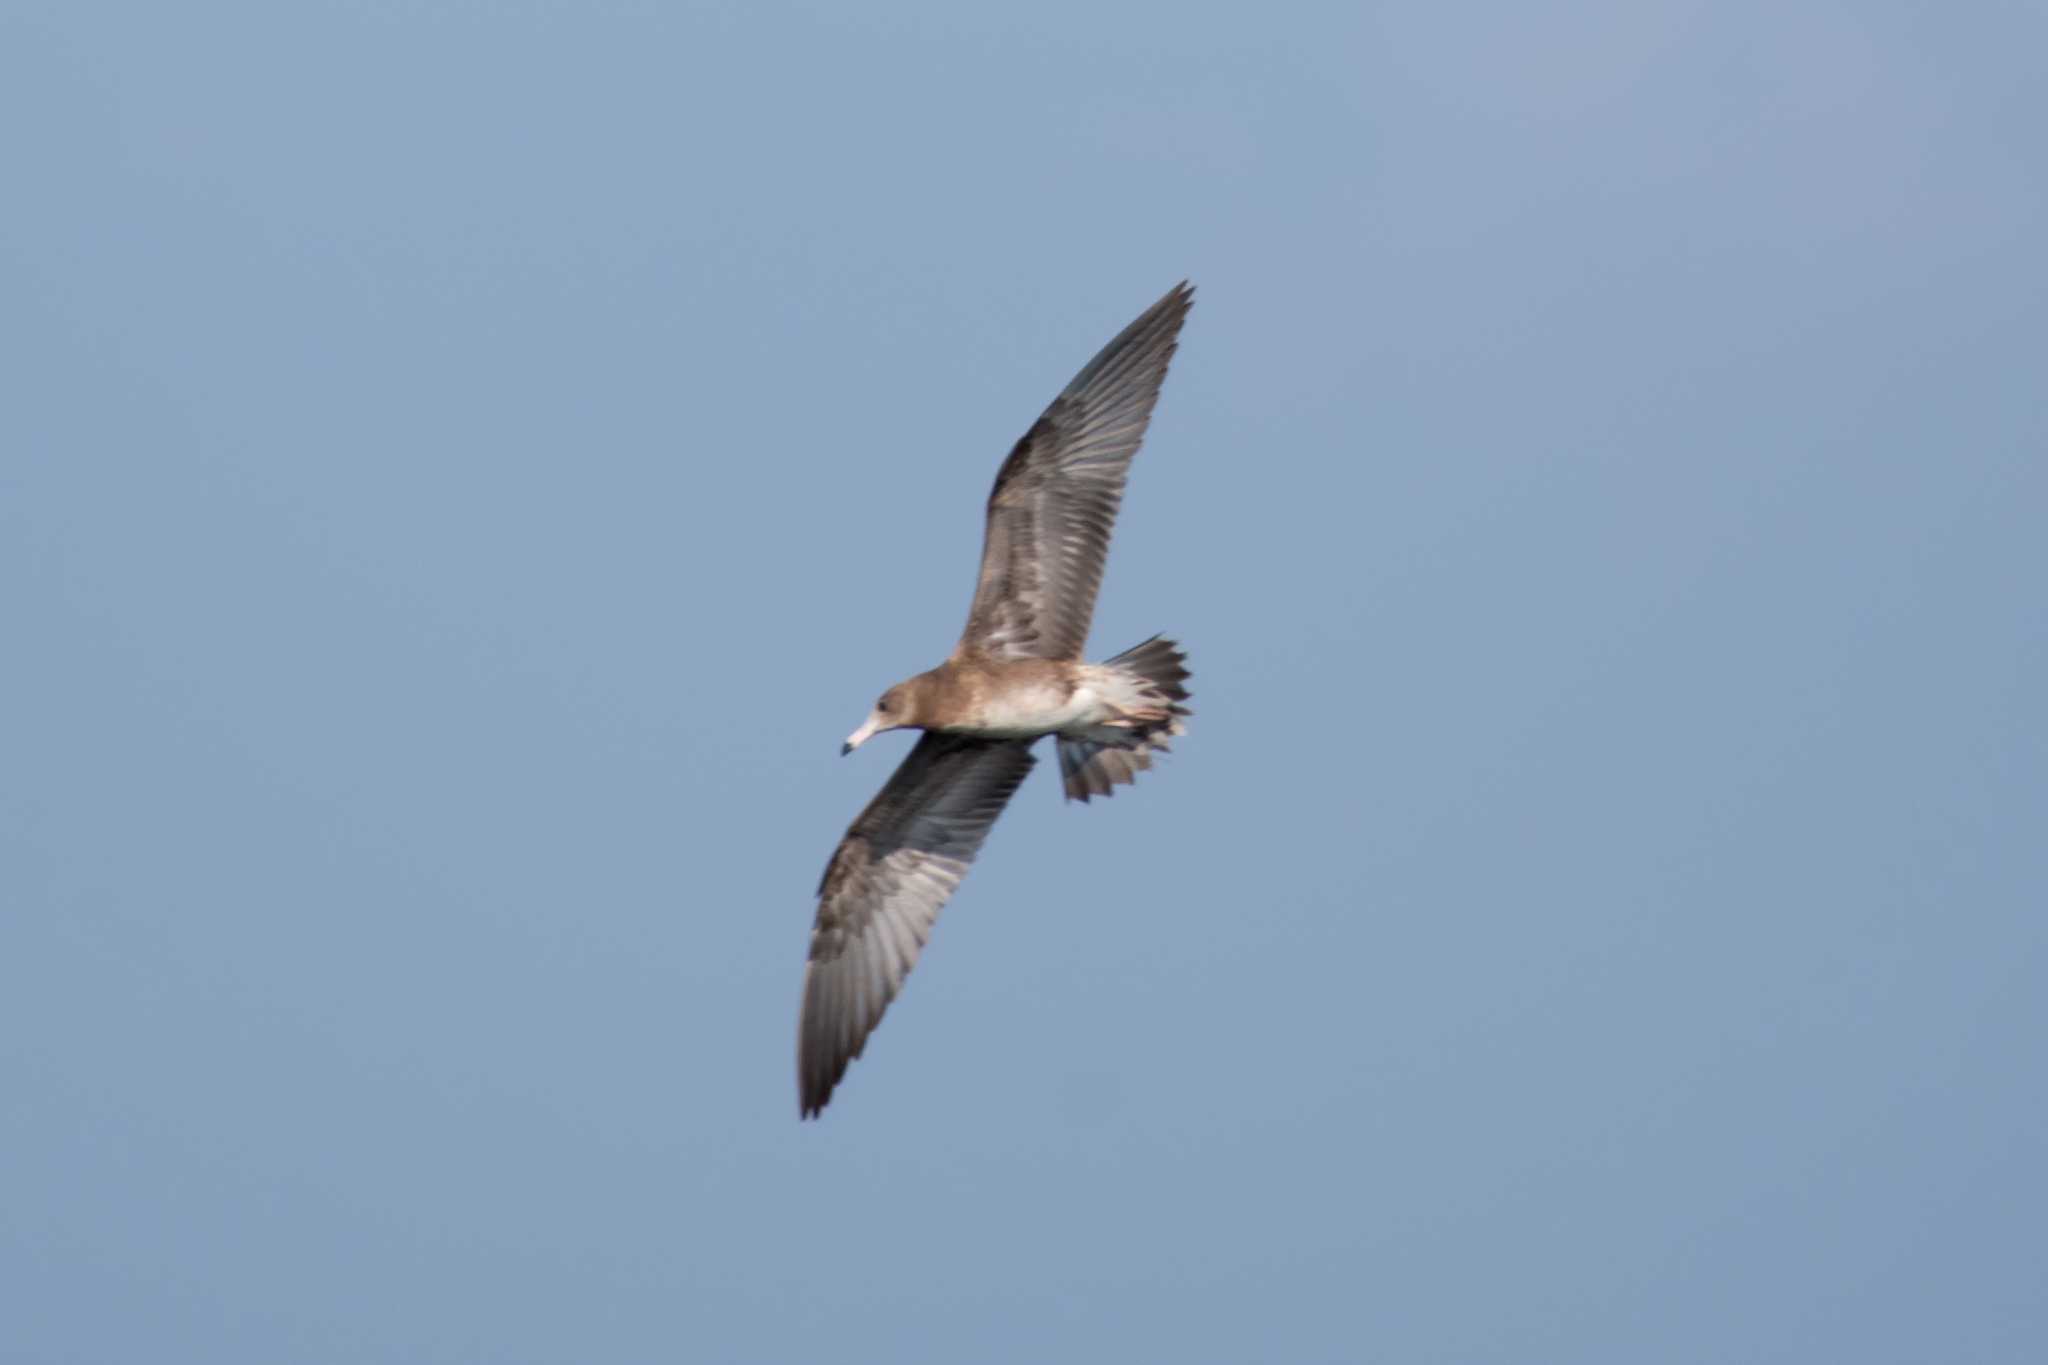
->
[
  {"left": 957, "top": 282, "right": 1193, "bottom": 662},
  {"left": 798, "top": 733, "right": 1038, "bottom": 1117}
]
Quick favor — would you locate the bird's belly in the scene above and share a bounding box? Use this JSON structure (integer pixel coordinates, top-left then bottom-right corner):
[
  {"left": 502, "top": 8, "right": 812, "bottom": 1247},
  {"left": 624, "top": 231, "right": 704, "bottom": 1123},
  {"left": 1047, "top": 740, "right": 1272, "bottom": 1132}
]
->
[{"left": 955, "top": 683, "right": 1108, "bottom": 738}]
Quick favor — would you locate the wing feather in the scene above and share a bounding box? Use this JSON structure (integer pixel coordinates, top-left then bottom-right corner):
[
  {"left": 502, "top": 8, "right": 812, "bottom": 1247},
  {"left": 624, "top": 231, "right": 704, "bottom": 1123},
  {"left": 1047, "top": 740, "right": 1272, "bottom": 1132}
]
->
[
  {"left": 956, "top": 282, "right": 1193, "bottom": 661},
  {"left": 798, "top": 734, "right": 1037, "bottom": 1117}
]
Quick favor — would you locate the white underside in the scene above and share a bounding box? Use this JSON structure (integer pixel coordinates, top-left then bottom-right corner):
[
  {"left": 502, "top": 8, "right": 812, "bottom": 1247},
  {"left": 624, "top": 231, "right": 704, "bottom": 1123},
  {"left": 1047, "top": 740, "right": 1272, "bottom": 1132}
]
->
[{"left": 957, "top": 667, "right": 1154, "bottom": 739}]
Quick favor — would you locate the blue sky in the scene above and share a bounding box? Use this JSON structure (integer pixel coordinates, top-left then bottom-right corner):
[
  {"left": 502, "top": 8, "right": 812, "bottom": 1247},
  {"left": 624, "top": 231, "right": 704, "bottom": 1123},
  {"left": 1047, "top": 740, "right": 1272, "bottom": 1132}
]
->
[{"left": 4, "top": 2, "right": 2043, "bottom": 1361}]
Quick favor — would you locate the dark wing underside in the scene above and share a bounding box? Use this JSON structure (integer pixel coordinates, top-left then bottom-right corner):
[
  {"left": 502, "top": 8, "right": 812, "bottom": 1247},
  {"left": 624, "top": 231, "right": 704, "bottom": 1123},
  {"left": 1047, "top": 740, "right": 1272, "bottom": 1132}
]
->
[
  {"left": 956, "top": 282, "right": 1193, "bottom": 663},
  {"left": 798, "top": 733, "right": 1038, "bottom": 1118}
]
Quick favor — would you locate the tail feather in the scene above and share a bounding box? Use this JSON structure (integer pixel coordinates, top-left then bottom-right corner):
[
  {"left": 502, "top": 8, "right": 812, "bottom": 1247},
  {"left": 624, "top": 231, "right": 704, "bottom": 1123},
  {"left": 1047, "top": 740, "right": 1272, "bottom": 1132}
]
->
[{"left": 1058, "top": 636, "right": 1191, "bottom": 803}]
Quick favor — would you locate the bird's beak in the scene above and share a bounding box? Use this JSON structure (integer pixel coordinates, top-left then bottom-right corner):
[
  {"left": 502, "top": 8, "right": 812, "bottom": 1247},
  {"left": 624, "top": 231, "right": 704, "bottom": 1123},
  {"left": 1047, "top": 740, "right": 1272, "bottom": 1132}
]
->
[{"left": 842, "top": 716, "right": 881, "bottom": 756}]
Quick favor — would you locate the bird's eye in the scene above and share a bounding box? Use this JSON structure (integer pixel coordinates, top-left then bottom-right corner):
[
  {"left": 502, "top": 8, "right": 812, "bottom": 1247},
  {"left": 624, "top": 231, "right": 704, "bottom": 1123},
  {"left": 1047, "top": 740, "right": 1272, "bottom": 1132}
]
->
[{"left": 877, "top": 698, "right": 892, "bottom": 714}]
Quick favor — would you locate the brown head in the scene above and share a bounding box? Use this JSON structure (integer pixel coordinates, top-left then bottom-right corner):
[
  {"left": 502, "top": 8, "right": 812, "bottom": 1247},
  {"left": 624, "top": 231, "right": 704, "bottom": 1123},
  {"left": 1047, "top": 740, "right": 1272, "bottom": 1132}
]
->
[{"left": 841, "top": 674, "right": 935, "bottom": 755}]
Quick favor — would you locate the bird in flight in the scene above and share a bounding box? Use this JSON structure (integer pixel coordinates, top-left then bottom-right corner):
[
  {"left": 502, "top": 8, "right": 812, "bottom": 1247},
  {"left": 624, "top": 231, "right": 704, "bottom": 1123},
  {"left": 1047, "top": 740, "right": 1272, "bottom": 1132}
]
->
[{"left": 798, "top": 282, "right": 1196, "bottom": 1118}]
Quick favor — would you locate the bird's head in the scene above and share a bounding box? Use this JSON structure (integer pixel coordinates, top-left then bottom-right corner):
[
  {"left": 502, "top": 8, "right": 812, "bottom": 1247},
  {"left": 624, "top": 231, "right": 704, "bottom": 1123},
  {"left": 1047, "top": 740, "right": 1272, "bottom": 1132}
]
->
[{"left": 842, "top": 679, "right": 921, "bottom": 755}]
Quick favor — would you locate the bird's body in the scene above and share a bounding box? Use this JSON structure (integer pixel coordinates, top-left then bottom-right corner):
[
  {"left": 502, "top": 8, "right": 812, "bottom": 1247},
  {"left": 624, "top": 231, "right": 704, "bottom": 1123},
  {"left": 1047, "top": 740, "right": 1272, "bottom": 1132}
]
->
[
  {"left": 800, "top": 283, "right": 1196, "bottom": 1118},
  {"left": 846, "top": 655, "right": 1179, "bottom": 743}
]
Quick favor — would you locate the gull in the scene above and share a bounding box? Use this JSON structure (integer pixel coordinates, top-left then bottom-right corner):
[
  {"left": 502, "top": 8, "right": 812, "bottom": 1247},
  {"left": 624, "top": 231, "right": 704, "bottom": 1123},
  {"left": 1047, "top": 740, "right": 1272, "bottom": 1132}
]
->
[{"left": 799, "top": 282, "right": 1195, "bottom": 1118}]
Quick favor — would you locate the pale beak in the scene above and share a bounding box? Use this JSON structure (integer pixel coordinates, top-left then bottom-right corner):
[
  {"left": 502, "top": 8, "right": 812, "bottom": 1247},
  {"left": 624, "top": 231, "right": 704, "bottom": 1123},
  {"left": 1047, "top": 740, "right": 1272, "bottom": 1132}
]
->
[{"left": 842, "top": 715, "right": 881, "bottom": 756}]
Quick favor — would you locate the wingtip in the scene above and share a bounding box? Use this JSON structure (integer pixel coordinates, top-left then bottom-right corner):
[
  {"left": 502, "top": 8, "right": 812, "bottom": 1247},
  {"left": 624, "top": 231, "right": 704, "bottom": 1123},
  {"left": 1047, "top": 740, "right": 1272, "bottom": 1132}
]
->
[{"left": 798, "top": 1064, "right": 839, "bottom": 1120}]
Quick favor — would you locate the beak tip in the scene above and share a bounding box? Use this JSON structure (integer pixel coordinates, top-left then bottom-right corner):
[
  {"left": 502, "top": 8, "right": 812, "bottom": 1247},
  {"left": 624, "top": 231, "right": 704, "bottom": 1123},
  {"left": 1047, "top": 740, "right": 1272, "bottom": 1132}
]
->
[{"left": 840, "top": 742, "right": 854, "bottom": 756}]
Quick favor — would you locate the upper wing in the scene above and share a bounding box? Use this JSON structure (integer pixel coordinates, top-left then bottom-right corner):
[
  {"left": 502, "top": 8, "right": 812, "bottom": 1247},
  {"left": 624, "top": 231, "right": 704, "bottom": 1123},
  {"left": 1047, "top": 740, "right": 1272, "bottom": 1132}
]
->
[
  {"left": 956, "top": 282, "right": 1193, "bottom": 662},
  {"left": 798, "top": 733, "right": 1038, "bottom": 1118}
]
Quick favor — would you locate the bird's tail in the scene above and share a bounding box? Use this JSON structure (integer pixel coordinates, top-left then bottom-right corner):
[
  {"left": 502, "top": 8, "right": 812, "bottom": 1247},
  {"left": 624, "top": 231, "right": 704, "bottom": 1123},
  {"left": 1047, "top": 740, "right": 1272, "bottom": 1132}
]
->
[{"left": 1057, "top": 636, "right": 1192, "bottom": 802}]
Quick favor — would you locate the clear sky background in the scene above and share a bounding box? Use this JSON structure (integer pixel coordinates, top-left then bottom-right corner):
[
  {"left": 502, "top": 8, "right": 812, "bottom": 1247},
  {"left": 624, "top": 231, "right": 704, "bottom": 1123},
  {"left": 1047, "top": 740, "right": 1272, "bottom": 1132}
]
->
[{"left": 5, "top": 2, "right": 2043, "bottom": 1361}]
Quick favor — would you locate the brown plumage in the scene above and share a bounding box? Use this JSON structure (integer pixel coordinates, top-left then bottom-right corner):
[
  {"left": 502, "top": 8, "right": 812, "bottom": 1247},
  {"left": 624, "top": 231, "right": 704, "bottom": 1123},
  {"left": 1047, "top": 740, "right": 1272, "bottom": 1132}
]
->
[
  {"left": 957, "top": 286, "right": 1193, "bottom": 664},
  {"left": 799, "top": 283, "right": 1197, "bottom": 1118}
]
